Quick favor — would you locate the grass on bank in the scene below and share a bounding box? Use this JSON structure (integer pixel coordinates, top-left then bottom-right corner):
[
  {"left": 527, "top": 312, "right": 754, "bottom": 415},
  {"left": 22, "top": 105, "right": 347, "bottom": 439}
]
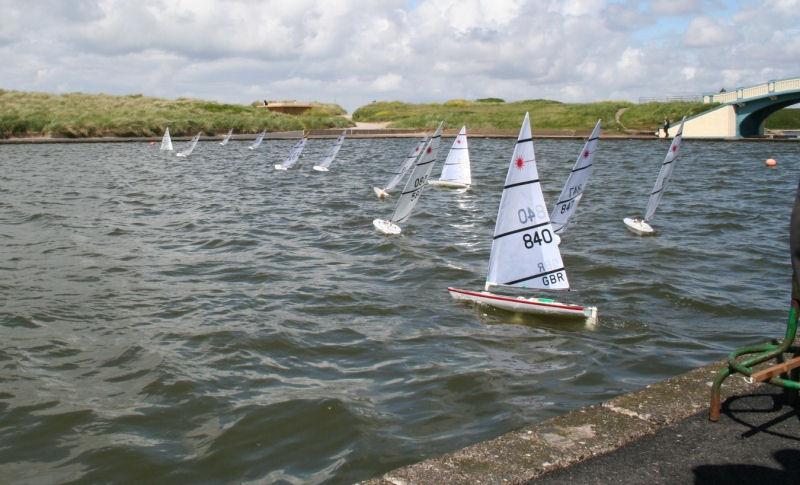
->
[
  {"left": 0, "top": 90, "right": 353, "bottom": 138},
  {"left": 353, "top": 99, "right": 719, "bottom": 132}
]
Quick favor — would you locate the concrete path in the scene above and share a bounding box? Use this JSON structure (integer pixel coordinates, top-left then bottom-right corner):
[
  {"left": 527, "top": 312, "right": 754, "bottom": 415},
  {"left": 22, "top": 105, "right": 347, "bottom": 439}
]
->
[{"left": 532, "top": 386, "right": 800, "bottom": 484}]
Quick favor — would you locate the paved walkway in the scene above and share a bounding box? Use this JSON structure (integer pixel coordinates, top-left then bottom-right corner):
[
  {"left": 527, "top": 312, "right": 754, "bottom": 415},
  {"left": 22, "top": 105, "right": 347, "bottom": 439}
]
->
[{"left": 533, "top": 386, "right": 800, "bottom": 484}]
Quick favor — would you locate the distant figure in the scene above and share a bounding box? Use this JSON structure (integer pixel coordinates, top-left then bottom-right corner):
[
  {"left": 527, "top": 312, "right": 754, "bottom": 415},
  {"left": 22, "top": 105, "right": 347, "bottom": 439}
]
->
[
  {"left": 263, "top": 99, "right": 268, "bottom": 106},
  {"left": 663, "top": 118, "right": 670, "bottom": 137}
]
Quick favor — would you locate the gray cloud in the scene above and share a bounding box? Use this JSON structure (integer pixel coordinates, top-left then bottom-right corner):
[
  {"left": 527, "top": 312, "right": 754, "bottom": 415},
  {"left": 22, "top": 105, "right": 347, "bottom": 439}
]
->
[{"left": 0, "top": 0, "right": 797, "bottom": 111}]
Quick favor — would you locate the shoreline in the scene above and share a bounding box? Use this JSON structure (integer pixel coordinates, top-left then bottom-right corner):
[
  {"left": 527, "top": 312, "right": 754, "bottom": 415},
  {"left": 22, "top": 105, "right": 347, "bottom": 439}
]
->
[
  {"left": 362, "top": 361, "right": 758, "bottom": 484},
  {"left": 1, "top": 128, "right": 797, "bottom": 144}
]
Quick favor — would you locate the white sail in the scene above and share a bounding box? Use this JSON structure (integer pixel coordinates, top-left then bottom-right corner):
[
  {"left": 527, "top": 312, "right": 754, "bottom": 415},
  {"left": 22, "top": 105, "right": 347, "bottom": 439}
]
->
[
  {"left": 176, "top": 132, "right": 201, "bottom": 157},
  {"left": 160, "top": 127, "right": 173, "bottom": 151},
  {"left": 549, "top": 119, "right": 601, "bottom": 234},
  {"left": 219, "top": 128, "right": 233, "bottom": 146},
  {"left": 316, "top": 130, "right": 346, "bottom": 169},
  {"left": 276, "top": 138, "right": 307, "bottom": 169},
  {"left": 436, "top": 125, "right": 471, "bottom": 186},
  {"left": 486, "top": 113, "right": 568, "bottom": 291},
  {"left": 384, "top": 137, "right": 428, "bottom": 192},
  {"left": 643, "top": 117, "right": 685, "bottom": 222},
  {"left": 390, "top": 122, "right": 444, "bottom": 224},
  {"left": 249, "top": 130, "right": 266, "bottom": 149}
]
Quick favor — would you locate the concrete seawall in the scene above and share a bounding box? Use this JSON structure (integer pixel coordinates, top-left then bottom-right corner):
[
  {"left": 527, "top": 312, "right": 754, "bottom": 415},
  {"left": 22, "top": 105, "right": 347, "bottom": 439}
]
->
[
  {"left": 362, "top": 362, "right": 758, "bottom": 484},
  {"left": 3, "top": 129, "right": 797, "bottom": 144}
]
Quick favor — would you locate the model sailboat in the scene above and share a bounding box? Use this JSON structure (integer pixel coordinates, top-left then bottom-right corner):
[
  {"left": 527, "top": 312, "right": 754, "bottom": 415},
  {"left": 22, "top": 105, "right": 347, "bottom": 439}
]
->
[
  {"left": 623, "top": 117, "right": 685, "bottom": 235},
  {"left": 160, "top": 127, "right": 173, "bottom": 151},
  {"left": 373, "top": 137, "right": 428, "bottom": 199},
  {"left": 219, "top": 128, "right": 233, "bottom": 146},
  {"left": 447, "top": 113, "right": 597, "bottom": 322},
  {"left": 313, "top": 130, "right": 346, "bottom": 172},
  {"left": 549, "top": 119, "right": 601, "bottom": 234},
  {"left": 249, "top": 130, "right": 266, "bottom": 150},
  {"left": 274, "top": 137, "right": 307, "bottom": 170},
  {"left": 373, "top": 122, "right": 443, "bottom": 234},
  {"left": 428, "top": 125, "right": 471, "bottom": 189},
  {"left": 176, "top": 132, "right": 201, "bottom": 157}
]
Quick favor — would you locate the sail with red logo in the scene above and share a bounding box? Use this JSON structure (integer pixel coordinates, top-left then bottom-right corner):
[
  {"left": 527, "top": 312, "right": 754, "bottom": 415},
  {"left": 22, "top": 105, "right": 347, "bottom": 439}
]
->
[
  {"left": 429, "top": 125, "right": 471, "bottom": 189},
  {"left": 624, "top": 117, "right": 685, "bottom": 235},
  {"left": 550, "top": 119, "right": 601, "bottom": 234},
  {"left": 447, "top": 113, "right": 597, "bottom": 324}
]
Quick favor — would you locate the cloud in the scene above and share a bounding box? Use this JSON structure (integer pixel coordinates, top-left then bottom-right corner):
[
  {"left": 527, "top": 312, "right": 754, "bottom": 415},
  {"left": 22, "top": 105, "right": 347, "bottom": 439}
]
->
[
  {"left": 683, "top": 16, "right": 734, "bottom": 47},
  {"left": 0, "top": 0, "right": 797, "bottom": 111}
]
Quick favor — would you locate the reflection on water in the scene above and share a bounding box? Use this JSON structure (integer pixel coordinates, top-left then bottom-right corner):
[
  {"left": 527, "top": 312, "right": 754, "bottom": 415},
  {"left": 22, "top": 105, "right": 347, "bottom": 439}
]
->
[{"left": 0, "top": 137, "right": 797, "bottom": 483}]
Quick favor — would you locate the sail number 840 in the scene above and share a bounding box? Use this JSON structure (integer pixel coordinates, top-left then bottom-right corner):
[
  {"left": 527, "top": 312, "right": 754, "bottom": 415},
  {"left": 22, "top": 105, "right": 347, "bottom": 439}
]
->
[{"left": 522, "top": 230, "right": 553, "bottom": 248}]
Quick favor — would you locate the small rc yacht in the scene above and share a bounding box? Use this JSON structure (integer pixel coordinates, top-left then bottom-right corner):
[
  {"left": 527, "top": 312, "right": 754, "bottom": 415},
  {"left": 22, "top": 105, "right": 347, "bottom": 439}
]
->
[
  {"left": 219, "top": 128, "right": 233, "bottom": 146},
  {"left": 176, "top": 132, "right": 201, "bottom": 157},
  {"left": 373, "top": 122, "right": 443, "bottom": 234},
  {"left": 274, "top": 136, "right": 307, "bottom": 171},
  {"left": 428, "top": 125, "right": 471, "bottom": 189},
  {"left": 160, "top": 127, "right": 173, "bottom": 151},
  {"left": 249, "top": 129, "right": 266, "bottom": 150},
  {"left": 549, "top": 119, "right": 601, "bottom": 235},
  {"left": 373, "top": 137, "right": 428, "bottom": 199},
  {"left": 623, "top": 117, "right": 685, "bottom": 235},
  {"left": 313, "top": 130, "right": 346, "bottom": 172},
  {"left": 447, "top": 113, "right": 597, "bottom": 323}
]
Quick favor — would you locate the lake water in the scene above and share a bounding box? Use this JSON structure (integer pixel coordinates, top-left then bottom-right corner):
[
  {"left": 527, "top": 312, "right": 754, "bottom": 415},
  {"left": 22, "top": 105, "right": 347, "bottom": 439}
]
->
[{"left": 1, "top": 136, "right": 797, "bottom": 483}]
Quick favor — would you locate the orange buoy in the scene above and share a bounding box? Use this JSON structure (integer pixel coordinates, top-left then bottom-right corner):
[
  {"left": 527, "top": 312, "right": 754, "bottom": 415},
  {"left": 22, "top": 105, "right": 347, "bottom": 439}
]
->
[{"left": 765, "top": 158, "right": 777, "bottom": 167}]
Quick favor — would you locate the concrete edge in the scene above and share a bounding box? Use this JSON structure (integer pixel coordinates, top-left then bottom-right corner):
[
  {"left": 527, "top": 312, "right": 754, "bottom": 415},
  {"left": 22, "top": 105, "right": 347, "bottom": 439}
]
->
[
  {"left": 360, "top": 362, "right": 758, "bottom": 485},
  {"left": 2, "top": 130, "right": 796, "bottom": 144}
]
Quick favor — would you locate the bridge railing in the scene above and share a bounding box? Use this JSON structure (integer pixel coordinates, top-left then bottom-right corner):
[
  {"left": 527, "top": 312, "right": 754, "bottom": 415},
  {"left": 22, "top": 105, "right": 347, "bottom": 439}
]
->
[
  {"left": 703, "top": 76, "right": 800, "bottom": 104},
  {"left": 638, "top": 95, "right": 703, "bottom": 103}
]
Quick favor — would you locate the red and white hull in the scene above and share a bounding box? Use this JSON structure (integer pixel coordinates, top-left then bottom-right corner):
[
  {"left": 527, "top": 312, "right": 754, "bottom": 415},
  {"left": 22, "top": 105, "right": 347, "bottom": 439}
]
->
[{"left": 447, "top": 287, "right": 597, "bottom": 322}]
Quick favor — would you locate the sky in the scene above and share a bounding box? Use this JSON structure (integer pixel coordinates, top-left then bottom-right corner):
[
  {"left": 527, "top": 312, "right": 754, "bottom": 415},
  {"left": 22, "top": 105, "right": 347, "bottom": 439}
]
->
[{"left": 0, "top": 0, "right": 798, "bottom": 112}]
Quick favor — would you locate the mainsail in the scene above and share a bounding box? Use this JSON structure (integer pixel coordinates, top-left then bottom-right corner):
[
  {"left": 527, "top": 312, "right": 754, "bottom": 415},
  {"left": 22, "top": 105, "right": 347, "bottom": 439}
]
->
[
  {"left": 160, "top": 127, "right": 173, "bottom": 151},
  {"left": 176, "top": 132, "right": 201, "bottom": 157},
  {"left": 385, "top": 137, "right": 428, "bottom": 192},
  {"left": 390, "top": 122, "right": 444, "bottom": 224},
  {"left": 276, "top": 138, "right": 307, "bottom": 170},
  {"left": 643, "top": 117, "right": 685, "bottom": 222},
  {"left": 249, "top": 130, "right": 266, "bottom": 150},
  {"left": 219, "top": 128, "right": 233, "bottom": 146},
  {"left": 436, "top": 125, "right": 471, "bottom": 186},
  {"left": 486, "top": 113, "right": 568, "bottom": 291},
  {"left": 549, "top": 119, "right": 601, "bottom": 233},
  {"left": 316, "top": 130, "right": 346, "bottom": 170}
]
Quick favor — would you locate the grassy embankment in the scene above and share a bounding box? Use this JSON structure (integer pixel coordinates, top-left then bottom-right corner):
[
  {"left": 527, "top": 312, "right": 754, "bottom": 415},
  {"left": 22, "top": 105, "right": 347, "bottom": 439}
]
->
[
  {"left": 353, "top": 98, "right": 800, "bottom": 132},
  {"left": 0, "top": 89, "right": 352, "bottom": 138}
]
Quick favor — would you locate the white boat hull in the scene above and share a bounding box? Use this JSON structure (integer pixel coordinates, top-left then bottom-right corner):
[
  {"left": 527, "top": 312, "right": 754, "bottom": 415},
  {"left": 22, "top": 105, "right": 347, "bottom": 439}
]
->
[
  {"left": 447, "top": 287, "right": 597, "bottom": 322},
  {"left": 428, "top": 180, "right": 470, "bottom": 189},
  {"left": 373, "top": 187, "right": 389, "bottom": 199},
  {"left": 373, "top": 218, "right": 401, "bottom": 235},
  {"left": 312, "top": 165, "right": 329, "bottom": 172},
  {"left": 274, "top": 164, "right": 288, "bottom": 171},
  {"left": 623, "top": 217, "right": 655, "bottom": 235}
]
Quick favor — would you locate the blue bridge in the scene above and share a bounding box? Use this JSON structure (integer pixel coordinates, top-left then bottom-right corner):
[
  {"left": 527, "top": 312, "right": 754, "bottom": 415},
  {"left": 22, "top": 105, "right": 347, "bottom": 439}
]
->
[{"left": 668, "top": 77, "right": 800, "bottom": 139}]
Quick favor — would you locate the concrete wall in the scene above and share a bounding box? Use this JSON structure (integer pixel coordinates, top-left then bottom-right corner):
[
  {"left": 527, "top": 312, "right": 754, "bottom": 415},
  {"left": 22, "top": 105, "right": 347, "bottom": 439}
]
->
[{"left": 667, "top": 105, "right": 737, "bottom": 139}]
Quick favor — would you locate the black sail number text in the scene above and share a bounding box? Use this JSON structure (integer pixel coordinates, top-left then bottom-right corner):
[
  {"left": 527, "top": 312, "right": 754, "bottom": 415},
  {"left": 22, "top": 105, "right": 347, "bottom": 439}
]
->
[{"left": 522, "top": 229, "right": 553, "bottom": 248}]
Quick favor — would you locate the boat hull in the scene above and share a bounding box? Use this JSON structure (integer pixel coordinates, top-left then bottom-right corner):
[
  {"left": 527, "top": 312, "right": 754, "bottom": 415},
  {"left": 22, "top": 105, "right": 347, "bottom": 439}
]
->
[
  {"left": 373, "top": 187, "right": 389, "bottom": 199},
  {"left": 623, "top": 217, "right": 655, "bottom": 235},
  {"left": 312, "top": 165, "right": 329, "bottom": 172},
  {"left": 373, "top": 218, "right": 401, "bottom": 235},
  {"left": 274, "top": 164, "right": 289, "bottom": 171},
  {"left": 447, "top": 287, "right": 597, "bottom": 322},
  {"left": 428, "top": 180, "right": 470, "bottom": 189}
]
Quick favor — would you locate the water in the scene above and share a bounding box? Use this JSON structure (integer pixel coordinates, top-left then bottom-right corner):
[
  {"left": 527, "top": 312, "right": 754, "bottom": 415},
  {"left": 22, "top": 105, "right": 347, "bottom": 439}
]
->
[{"left": 1, "top": 137, "right": 797, "bottom": 483}]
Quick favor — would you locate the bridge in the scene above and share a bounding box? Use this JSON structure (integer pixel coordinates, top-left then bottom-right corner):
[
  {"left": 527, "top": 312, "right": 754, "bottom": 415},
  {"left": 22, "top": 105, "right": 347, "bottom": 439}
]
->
[{"left": 667, "top": 76, "right": 800, "bottom": 139}]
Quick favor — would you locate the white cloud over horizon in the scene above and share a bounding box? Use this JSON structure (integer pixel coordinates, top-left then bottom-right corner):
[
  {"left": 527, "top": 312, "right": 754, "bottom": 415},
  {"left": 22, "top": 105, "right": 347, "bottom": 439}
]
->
[{"left": 0, "top": 0, "right": 797, "bottom": 112}]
